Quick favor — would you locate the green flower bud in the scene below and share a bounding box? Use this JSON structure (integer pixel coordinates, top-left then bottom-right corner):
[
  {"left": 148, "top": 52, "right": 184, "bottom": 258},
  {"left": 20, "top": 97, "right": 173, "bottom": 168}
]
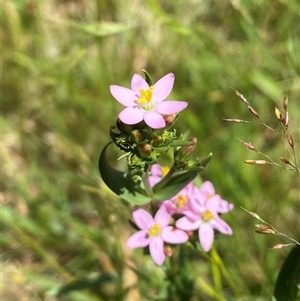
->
[{"left": 130, "top": 130, "right": 143, "bottom": 143}]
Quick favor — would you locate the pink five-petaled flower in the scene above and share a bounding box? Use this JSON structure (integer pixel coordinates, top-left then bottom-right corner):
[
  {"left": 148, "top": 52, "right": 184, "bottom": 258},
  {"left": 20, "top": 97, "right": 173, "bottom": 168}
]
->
[
  {"left": 176, "top": 189, "right": 233, "bottom": 252},
  {"left": 126, "top": 206, "right": 189, "bottom": 265},
  {"left": 110, "top": 73, "right": 188, "bottom": 129}
]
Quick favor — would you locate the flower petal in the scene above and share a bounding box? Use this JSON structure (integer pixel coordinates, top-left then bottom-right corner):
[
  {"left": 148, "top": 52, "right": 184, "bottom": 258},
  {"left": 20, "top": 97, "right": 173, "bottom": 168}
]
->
[
  {"left": 212, "top": 217, "right": 233, "bottom": 235},
  {"left": 143, "top": 111, "right": 166, "bottom": 129},
  {"left": 126, "top": 230, "right": 150, "bottom": 248},
  {"left": 162, "top": 226, "right": 189, "bottom": 244},
  {"left": 119, "top": 107, "right": 144, "bottom": 125},
  {"left": 205, "top": 195, "right": 222, "bottom": 212},
  {"left": 216, "top": 199, "right": 234, "bottom": 213},
  {"left": 156, "top": 101, "right": 188, "bottom": 114},
  {"left": 131, "top": 74, "right": 149, "bottom": 93},
  {"left": 151, "top": 164, "right": 162, "bottom": 176},
  {"left": 110, "top": 85, "right": 137, "bottom": 106},
  {"left": 199, "top": 224, "right": 214, "bottom": 252},
  {"left": 200, "top": 181, "right": 215, "bottom": 195},
  {"left": 149, "top": 237, "right": 165, "bottom": 265},
  {"left": 152, "top": 73, "right": 175, "bottom": 102},
  {"left": 176, "top": 216, "right": 200, "bottom": 231},
  {"left": 154, "top": 205, "right": 171, "bottom": 227},
  {"left": 133, "top": 209, "right": 154, "bottom": 230}
]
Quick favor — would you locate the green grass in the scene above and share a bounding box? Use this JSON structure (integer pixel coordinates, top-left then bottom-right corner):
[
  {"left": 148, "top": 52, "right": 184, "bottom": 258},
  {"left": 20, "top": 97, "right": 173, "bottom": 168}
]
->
[{"left": 2, "top": 0, "right": 299, "bottom": 300}]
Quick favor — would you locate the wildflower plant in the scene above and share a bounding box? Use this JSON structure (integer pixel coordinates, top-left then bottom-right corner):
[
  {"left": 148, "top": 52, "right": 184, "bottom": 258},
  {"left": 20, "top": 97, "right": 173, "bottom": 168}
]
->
[{"left": 99, "top": 71, "right": 235, "bottom": 298}]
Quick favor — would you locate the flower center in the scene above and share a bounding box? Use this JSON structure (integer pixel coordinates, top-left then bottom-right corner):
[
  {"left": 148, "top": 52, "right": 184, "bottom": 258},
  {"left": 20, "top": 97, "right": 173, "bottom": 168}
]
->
[
  {"left": 201, "top": 210, "right": 214, "bottom": 222},
  {"left": 148, "top": 223, "right": 161, "bottom": 237},
  {"left": 161, "top": 166, "right": 170, "bottom": 177},
  {"left": 175, "top": 194, "right": 188, "bottom": 209},
  {"left": 137, "top": 86, "right": 154, "bottom": 110}
]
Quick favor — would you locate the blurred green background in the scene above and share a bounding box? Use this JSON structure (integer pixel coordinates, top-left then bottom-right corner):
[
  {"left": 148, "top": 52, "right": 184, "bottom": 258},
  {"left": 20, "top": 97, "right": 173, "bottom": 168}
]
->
[{"left": 2, "top": 0, "right": 299, "bottom": 300}]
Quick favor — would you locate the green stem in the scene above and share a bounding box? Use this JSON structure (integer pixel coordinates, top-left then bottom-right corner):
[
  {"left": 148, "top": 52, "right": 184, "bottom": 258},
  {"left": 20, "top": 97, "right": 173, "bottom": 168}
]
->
[
  {"left": 211, "top": 248, "right": 223, "bottom": 300},
  {"left": 142, "top": 165, "right": 153, "bottom": 197},
  {"left": 212, "top": 248, "right": 241, "bottom": 299}
]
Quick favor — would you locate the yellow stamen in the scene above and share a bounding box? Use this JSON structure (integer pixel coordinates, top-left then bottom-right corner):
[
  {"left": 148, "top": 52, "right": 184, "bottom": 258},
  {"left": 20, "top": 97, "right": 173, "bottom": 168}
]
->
[
  {"left": 161, "top": 166, "right": 170, "bottom": 177},
  {"left": 175, "top": 195, "right": 188, "bottom": 209},
  {"left": 137, "top": 86, "right": 154, "bottom": 104},
  {"left": 148, "top": 223, "right": 161, "bottom": 237},
  {"left": 201, "top": 210, "right": 214, "bottom": 222}
]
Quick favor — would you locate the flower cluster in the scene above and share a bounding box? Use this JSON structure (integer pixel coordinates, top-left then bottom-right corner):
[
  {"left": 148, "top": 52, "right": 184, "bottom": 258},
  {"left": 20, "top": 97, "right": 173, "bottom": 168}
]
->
[
  {"left": 105, "top": 72, "right": 234, "bottom": 266},
  {"left": 126, "top": 164, "right": 233, "bottom": 265}
]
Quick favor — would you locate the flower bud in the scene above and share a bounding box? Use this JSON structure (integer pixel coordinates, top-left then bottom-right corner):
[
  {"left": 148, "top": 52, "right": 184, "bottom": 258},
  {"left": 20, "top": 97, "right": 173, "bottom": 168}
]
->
[
  {"left": 163, "top": 114, "right": 176, "bottom": 127},
  {"left": 164, "top": 246, "right": 173, "bottom": 257},
  {"left": 130, "top": 130, "right": 143, "bottom": 143},
  {"left": 138, "top": 143, "right": 152, "bottom": 158},
  {"left": 117, "top": 119, "right": 135, "bottom": 134},
  {"left": 152, "top": 134, "right": 163, "bottom": 147},
  {"left": 181, "top": 137, "right": 197, "bottom": 156}
]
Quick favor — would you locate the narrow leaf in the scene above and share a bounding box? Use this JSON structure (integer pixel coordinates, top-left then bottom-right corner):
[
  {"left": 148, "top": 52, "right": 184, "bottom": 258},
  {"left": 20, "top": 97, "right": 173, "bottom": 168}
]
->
[{"left": 152, "top": 169, "right": 198, "bottom": 201}]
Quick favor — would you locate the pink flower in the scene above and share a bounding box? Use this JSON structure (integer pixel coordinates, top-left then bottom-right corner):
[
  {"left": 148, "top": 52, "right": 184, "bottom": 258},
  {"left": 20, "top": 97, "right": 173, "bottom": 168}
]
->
[
  {"left": 176, "top": 187, "right": 233, "bottom": 252},
  {"left": 110, "top": 73, "right": 188, "bottom": 129},
  {"left": 198, "top": 181, "right": 234, "bottom": 213},
  {"left": 126, "top": 206, "right": 189, "bottom": 265},
  {"left": 162, "top": 182, "right": 195, "bottom": 216}
]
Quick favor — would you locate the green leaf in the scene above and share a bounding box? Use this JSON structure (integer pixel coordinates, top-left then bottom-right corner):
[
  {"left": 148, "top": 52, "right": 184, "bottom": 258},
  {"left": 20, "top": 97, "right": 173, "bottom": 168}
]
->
[
  {"left": 142, "top": 69, "right": 154, "bottom": 86},
  {"left": 273, "top": 245, "right": 300, "bottom": 301},
  {"left": 152, "top": 169, "right": 198, "bottom": 201},
  {"left": 99, "top": 143, "right": 152, "bottom": 205}
]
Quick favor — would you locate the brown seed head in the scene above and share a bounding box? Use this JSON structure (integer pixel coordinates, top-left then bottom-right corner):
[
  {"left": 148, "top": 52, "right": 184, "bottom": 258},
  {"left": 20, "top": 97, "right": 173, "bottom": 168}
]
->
[
  {"left": 284, "top": 112, "right": 288, "bottom": 128},
  {"left": 248, "top": 211, "right": 260, "bottom": 219},
  {"left": 234, "top": 90, "right": 249, "bottom": 104},
  {"left": 256, "top": 228, "right": 276, "bottom": 235},
  {"left": 243, "top": 142, "right": 256, "bottom": 151},
  {"left": 283, "top": 96, "right": 288, "bottom": 111},
  {"left": 288, "top": 135, "right": 294, "bottom": 149},
  {"left": 244, "top": 159, "right": 267, "bottom": 165},
  {"left": 280, "top": 157, "right": 291, "bottom": 164},
  {"left": 223, "top": 118, "right": 250, "bottom": 123},
  {"left": 255, "top": 224, "right": 270, "bottom": 230},
  {"left": 248, "top": 106, "right": 259, "bottom": 117},
  {"left": 270, "top": 244, "right": 285, "bottom": 250}
]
